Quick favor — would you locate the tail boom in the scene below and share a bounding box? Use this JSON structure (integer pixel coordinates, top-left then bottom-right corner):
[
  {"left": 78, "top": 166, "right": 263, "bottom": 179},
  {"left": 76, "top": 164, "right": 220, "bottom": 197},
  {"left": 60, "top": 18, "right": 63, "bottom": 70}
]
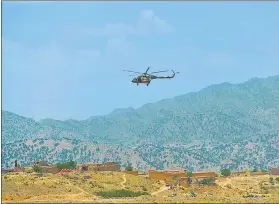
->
[{"left": 152, "top": 70, "right": 176, "bottom": 79}]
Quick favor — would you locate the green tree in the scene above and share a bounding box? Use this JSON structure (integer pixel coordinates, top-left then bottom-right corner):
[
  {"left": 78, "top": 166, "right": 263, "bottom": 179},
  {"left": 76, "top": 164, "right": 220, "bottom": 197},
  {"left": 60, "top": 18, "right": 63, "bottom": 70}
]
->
[
  {"left": 33, "top": 165, "right": 42, "bottom": 173},
  {"left": 56, "top": 160, "right": 77, "bottom": 170},
  {"left": 125, "top": 166, "right": 133, "bottom": 171},
  {"left": 200, "top": 178, "right": 214, "bottom": 185},
  {"left": 69, "top": 160, "right": 77, "bottom": 169},
  {"left": 275, "top": 177, "right": 279, "bottom": 183},
  {"left": 269, "top": 177, "right": 274, "bottom": 184},
  {"left": 221, "top": 169, "right": 231, "bottom": 177},
  {"left": 187, "top": 171, "right": 193, "bottom": 177}
]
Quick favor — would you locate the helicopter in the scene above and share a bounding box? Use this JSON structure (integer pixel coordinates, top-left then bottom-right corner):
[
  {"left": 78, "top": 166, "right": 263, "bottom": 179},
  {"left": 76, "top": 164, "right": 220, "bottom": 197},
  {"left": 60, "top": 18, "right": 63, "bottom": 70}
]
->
[{"left": 123, "top": 67, "right": 179, "bottom": 86}]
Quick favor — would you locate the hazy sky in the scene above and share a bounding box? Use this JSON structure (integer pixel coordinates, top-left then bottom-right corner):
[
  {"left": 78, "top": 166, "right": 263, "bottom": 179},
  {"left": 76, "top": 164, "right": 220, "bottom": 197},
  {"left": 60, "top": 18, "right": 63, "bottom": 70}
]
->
[{"left": 3, "top": 2, "right": 279, "bottom": 120}]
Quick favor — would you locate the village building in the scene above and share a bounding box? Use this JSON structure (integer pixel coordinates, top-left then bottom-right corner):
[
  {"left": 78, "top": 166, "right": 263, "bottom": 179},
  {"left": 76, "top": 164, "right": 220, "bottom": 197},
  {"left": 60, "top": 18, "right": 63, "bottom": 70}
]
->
[
  {"left": 7, "top": 168, "right": 15, "bottom": 173},
  {"left": 33, "top": 160, "right": 58, "bottom": 174},
  {"left": 231, "top": 169, "right": 250, "bottom": 177},
  {"left": 2, "top": 168, "right": 8, "bottom": 174},
  {"left": 76, "top": 164, "right": 89, "bottom": 171},
  {"left": 250, "top": 170, "right": 264, "bottom": 176},
  {"left": 190, "top": 172, "right": 216, "bottom": 183},
  {"left": 41, "top": 166, "right": 58, "bottom": 174},
  {"left": 148, "top": 169, "right": 216, "bottom": 187},
  {"left": 240, "top": 169, "right": 251, "bottom": 177},
  {"left": 124, "top": 170, "right": 139, "bottom": 176},
  {"left": 34, "top": 161, "right": 49, "bottom": 166},
  {"left": 231, "top": 171, "right": 242, "bottom": 177},
  {"left": 269, "top": 168, "right": 279, "bottom": 175},
  {"left": 75, "top": 162, "right": 121, "bottom": 172},
  {"left": 148, "top": 169, "right": 187, "bottom": 181},
  {"left": 10, "top": 160, "right": 25, "bottom": 173},
  {"left": 14, "top": 166, "right": 25, "bottom": 172}
]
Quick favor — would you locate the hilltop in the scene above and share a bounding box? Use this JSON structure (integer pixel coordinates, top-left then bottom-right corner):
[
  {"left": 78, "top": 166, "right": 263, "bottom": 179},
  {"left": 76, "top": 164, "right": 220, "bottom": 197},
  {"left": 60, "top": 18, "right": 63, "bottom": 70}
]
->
[{"left": 2, "top": 75, "right": 279, "bottom": 170}]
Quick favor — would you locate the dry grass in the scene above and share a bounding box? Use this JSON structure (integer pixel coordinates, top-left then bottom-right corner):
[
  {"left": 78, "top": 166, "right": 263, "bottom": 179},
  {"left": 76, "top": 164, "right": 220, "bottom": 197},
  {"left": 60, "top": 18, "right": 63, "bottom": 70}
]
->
[
  {"left": 2, "top": 171, "right": 155, "bottom": 202},
  {"left": 2, "top": 173, "right": 279, "bottom": 203}
]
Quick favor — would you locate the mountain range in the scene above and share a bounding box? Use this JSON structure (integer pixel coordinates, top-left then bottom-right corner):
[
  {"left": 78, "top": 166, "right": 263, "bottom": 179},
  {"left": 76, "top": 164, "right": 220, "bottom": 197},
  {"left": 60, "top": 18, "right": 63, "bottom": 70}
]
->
[{"left": 2, "top": 75, "right": 279, "bottom": 171}]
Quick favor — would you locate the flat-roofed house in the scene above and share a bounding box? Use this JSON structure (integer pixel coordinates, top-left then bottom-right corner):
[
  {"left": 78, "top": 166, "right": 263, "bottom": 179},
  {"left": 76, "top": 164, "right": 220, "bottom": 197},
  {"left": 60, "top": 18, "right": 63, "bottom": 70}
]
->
[
  {"left": 34, "top": 161, "right": 49, "bottom": 166},
  {"left": 148, "top": 169, "right": 186, "bottom": 181},
  {"left": 76, "top": 162, "right": 121, "bottom": 172},
  {"left": 33, "top": 160, "right": 57, "bottom": 174},
  {"left": 124, "top": 170, "right": 139, "bottom": 176},
  {"left": 191, "top": 172, "right": 216, "bottom": 183},
  {"left": 76, "top": 164, "right": 89, "bottom": 171},
  {"left": 250, "top": 170, "right": 263, "bottom": 176},
  {"left": 270, "top": 168, "right": 279, "bottom": 176}
]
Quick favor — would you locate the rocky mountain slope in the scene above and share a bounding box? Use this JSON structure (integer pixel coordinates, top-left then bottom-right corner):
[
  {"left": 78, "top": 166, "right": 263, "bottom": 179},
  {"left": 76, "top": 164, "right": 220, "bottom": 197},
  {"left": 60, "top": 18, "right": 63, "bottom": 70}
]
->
[{"left": 2, "top": 75, "right": 279, "bottom": 171}]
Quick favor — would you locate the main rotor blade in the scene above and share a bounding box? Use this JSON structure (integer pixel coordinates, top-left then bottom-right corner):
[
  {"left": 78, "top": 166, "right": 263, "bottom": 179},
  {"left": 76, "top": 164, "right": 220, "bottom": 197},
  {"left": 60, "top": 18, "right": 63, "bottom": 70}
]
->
[
  {"left": 123, "top": 70, "right": 142, "bottom": 74},
  {"left": 150, "top": 70, "right": 169, "bottom": 74},
  {"left": 144, "top": 67, "right": 150, "bottom": 74}
]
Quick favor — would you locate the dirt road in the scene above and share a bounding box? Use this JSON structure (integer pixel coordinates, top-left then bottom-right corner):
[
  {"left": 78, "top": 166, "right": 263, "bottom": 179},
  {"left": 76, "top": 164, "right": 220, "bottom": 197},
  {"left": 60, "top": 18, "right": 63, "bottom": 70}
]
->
[
  {"left": 120, "top": 173, "right": 127, "bottom": 188},
  {"left": 151, "top": 184, "right": 169, "bottom": 195}
]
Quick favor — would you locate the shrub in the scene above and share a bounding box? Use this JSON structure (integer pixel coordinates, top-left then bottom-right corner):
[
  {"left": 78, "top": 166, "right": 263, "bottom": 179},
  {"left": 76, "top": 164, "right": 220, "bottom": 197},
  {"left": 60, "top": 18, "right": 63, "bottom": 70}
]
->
[
  {"left": 200, "top": 178, "right": 214, "bottom": 185},
  {"left": 96, "top": 190, "right": 149, "bottom": 198},
  {"left": 142, "top": 187, "right": 148, "bottom": 191},
  {"left": 56, "top": 160, "right": 77, "bottom": 170},
  {"left": 275, "top": 177, "right": 279, "bottom": 182},
  {"left": 221, "top": 169, "right": 231, "bottom": 177},
  {"left": 125, "top": 166, "right": 133, "bottom": 171},
  {"left": 269, "top": 177, "right": 274, "bottom": 184},
  {"left": 33, "top": 165, "right": 42, "bottom": 173}
]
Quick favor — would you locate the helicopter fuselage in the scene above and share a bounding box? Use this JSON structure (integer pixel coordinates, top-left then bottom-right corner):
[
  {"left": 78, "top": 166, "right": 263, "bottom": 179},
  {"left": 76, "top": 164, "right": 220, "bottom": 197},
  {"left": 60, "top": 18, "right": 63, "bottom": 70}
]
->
[
  {"left": 132, "top": 76, "right": 151, "bottom": 85},
  {"left": 128, "top": 69, "right": 177, "bottom": 86}
]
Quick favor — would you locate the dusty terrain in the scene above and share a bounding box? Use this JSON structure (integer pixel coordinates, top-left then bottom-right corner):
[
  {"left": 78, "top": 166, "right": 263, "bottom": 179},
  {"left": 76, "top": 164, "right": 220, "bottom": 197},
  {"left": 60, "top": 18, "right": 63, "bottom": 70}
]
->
[{"left": 2, "top": 172, "right": 279, "bottom": 203}]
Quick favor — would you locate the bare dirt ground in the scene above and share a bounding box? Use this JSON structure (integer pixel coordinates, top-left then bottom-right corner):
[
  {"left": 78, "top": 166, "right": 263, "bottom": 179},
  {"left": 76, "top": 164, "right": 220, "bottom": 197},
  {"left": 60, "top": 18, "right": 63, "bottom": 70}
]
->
[{"left": 2, "top": 173, "right": 279, "bottom": 203}]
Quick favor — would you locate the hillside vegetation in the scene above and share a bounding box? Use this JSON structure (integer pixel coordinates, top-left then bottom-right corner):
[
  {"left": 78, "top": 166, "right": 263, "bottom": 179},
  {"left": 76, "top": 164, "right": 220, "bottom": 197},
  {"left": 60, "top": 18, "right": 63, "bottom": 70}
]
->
[{"left": 2, "top": 75, "right": 279, "bottom": 171}]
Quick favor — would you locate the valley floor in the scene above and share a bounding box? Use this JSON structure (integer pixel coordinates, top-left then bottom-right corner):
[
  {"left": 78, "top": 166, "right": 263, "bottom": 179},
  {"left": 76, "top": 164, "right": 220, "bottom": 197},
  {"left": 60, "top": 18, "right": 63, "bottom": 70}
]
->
[{"left": 2, "top": 172, "right": 279, "bottom": 203}]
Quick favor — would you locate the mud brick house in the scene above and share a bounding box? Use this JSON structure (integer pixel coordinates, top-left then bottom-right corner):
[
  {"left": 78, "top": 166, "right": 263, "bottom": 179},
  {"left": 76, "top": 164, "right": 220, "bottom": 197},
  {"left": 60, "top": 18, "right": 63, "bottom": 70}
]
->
[
  {"left": 14, "top": 166, "right": 25, "bottom": 172},
  {"left": 2, "top": 169, "right": 8, "bottom": 174},
  {"left": 76, "top": 164, "right": 89, "bottom": 171},
  {"left": 190, "top": 172, "right": 216, "bottom": 183},
  {"left": 12, "top": 160, "right": 25, "bottom": 172},
  {"left": 270, "top": 168, "right": 279, "bottom": 175},
  {"left": 231, "top": 169, "right": 251, "bottom": 177},
  {"left": 250, "top": 170, "right": 264, "bottom": 176},
  {"left": 33, "top": 160, "right": 58, "bottom": 174},
  {"left": 240, "top": 169, "right": 251, "bottom": 177},
  {"left": 34, "top": 161, "right": 49, "bottom": 166},
  {"left": 41, "top": 166, "right": 58, "bottom": 174},
  {"left": 148, "top": 169, "right": 186, "bottom": 181},
  {"left": 124, "top": 170, "right": 139, "bottom": 176},
  {"left": 76, "top": 162, "right": 121, "bottom": 172}
]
